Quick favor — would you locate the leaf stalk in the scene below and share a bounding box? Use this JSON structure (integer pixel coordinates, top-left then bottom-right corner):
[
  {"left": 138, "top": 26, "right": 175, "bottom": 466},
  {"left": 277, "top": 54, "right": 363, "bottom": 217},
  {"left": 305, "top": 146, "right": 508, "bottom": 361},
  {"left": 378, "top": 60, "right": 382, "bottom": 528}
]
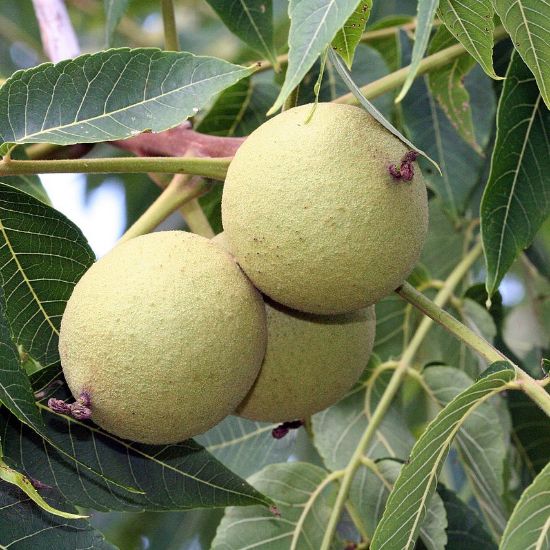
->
[
  {"left": 118, "top": 173, "right": 207, "bottom": 244},
  {"left": 0, "top": 156, "right": 231, "bottom": 179},
  {"left": 396, "top": 283, "right": 550, "bottom": 417}
]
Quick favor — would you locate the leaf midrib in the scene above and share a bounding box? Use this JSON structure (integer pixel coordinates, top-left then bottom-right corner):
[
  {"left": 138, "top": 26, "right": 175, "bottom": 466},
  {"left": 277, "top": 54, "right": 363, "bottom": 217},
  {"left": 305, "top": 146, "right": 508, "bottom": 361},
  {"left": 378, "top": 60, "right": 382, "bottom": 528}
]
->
[{"left": 535, "top": 514, "right": 550, "bottom": 550}]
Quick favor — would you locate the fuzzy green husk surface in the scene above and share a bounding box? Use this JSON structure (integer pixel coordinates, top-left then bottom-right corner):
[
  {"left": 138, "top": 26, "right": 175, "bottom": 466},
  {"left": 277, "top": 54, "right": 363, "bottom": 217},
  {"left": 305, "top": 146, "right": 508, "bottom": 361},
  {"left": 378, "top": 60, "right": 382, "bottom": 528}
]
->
[
  {"left": 59, "top": 231, "right": 267, "bottom": 444},
  {"left": 237, "top": 300, "right": 375, "bottom": 422},
  {"left": 222, "top": 102, "right": 429, "bottom": 314},
  {"left": 212, "top": 232, "right": 376, "bottom": 422}
]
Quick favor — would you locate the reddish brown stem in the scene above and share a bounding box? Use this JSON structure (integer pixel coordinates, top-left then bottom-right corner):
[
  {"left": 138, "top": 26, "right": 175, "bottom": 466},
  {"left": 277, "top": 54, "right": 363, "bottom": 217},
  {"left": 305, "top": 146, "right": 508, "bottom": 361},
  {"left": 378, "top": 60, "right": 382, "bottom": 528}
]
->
[
  {"left": 111, "top": 122, "right": 245, "bottom": 159},
  {"left": 32, "top": 0, "right": 80, "bottom": 62}
]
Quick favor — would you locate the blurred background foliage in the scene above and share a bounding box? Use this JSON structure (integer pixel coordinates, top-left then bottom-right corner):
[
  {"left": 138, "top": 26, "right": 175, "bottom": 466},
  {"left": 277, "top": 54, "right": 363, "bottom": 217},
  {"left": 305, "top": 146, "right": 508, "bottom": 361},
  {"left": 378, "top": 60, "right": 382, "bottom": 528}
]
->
[{"left": 0, "top": 1, "right": 548, "bottom": 548}]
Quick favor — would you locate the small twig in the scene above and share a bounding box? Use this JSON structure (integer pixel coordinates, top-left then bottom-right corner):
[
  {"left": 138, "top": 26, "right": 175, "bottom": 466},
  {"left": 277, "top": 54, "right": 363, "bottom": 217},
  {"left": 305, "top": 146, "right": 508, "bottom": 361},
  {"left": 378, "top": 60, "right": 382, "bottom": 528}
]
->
[
  {"left": 397, "top": 283, "right": 550, "bottom": 418},
  {"left": 0, "top": 156, "right": 231, "bottom": 180},
  {"left": 178, "top": 195, "right": 215, "bottom": 238}
]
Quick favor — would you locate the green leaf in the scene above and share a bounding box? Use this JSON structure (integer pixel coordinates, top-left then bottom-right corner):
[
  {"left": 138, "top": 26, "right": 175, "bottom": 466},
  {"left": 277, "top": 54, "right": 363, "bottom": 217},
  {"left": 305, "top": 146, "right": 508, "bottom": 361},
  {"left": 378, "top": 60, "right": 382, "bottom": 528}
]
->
[
  {"left": 494, "top": 0, "right": 550, "bottom": 108},
  {"left": 268, "top": 0, "right": 359, "bottom": 115},
  {"left": 460, "top": 299, "right": 498, "bottom": 376},
  {"left": 438, "top": 0, "right": 498, "bottom": 78},
  {"left": 0, "top": 482, "right": 115, "bottom": 549},
  {"left": 0, "top": 174, "right": 49, "bottom": 204},
  {"left": 211, "top": 462, "right": 340, "bottom": 550},
  {"left": 428, "top": 26, "right": 481, "bottom": 153},
  {"left": 420, "top": 199, "right": 470, "bottom": 279},
  {"left": 0, "top": 148, "right": 50, "bottom": 204},
  {"left": 103, "top": 0, "right": 129, "bottom": 46},
  {"left": 196, "top": 415, "right": 296, "bottom": 479},
  {"left": 370, "top": 362, "right": 516, "bottom": 550},
  {"left": 480, "top": 51, "right": 550, "bottom": 296},
  {"left": 396, "top": 0, "right": 439, "bottom": 102},
  {"left": 205, "top": 1, "right": 277, "bottom": 66},
  {"left": 197, "top": 78, "right": 252, "bottom": 136},
  {"left": 93, "top": 508, "right": 224, "bottom": 550},
  {"left": 0, "top": 287, "right": 43, "bottom": 429},
  {"left": 1, "top": 367, "right": 271, "bottom": 511},
  {"left": 373, "top": 292, "right": 410, "bottom": 360},
  {"left": 312, "top": 357, "right": 415, "bottom": 470},
  {"left": 402, "top": 59, "right": 495, "bottom": 221},
  {"left": 0, "top": 458, "right": 86, "bottom": 519},
  {"left": 300, "top": 44, "right": 392, "bottom": 118},
  {"left": 199, "top": 185, "right": 224, "bottom": 235},
  {"left": 374, "top": 199, "right": 471, "bottom": 361},
  {"left": 197, "top": 78, "right": 278, "bottom": 137},
  {"left": 437, "top": 485, "right": 497, "bottom": 549},
  {"left": 331, "top": 1, "right": 373, "bottom": 69},
  {"left": 329, "top": 48, "right": 440, "bottom": 173},
  {"left": 424, "top": 366, "right": 508, "bottom": 538},
  {"left": 0, "top": 48, "right": 253, "bottom": 146},
  {"left": 352, "top": 460, "right": 448, "bottom": 549},
  {"left": 508, "top": 389, "right": 550, "bottom": 478},
  {"left": 0, "top": 183, "right": 95, "bottom": 368},
  {"left": 500, "top": 461, "right": 550, "bottom": 549},
  {"left": 366, "top": 16, "right": 413, "bottom": 72}
]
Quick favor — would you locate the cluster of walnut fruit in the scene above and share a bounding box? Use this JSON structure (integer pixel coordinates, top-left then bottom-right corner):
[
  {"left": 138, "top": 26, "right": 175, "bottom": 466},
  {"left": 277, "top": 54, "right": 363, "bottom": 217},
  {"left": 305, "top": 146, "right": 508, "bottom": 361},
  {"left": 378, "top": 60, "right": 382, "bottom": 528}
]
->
[{"left": 57, "top": 103, "right": 428, "bottom": 444}]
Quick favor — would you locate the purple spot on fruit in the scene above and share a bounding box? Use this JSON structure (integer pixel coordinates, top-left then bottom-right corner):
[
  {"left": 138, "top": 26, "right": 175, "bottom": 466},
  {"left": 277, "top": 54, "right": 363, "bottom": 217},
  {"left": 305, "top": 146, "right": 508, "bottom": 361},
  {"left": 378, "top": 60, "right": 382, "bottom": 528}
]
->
[{"left": 388, "top": 150, "right": 418, "bottom": 182}]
